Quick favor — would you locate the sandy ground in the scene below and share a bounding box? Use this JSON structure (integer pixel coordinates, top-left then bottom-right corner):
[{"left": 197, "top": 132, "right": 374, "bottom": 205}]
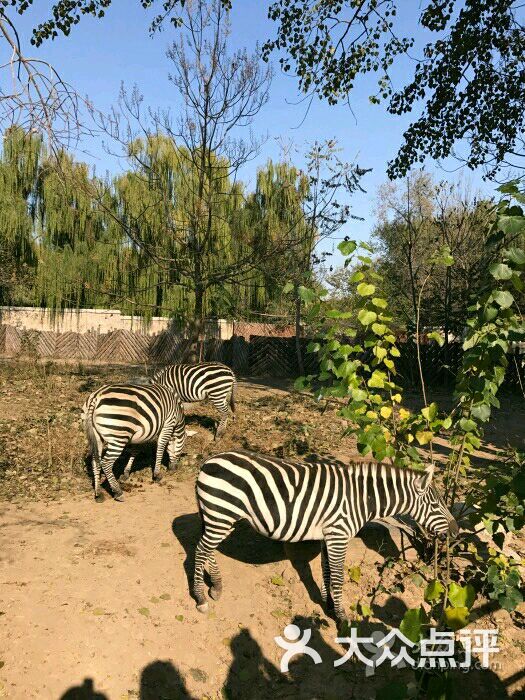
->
[
  {"left": 0, "top": 362, "right": 524, "bottom": 699},
  {"left": 1, "top": 476, "right": 525, "bottom": 699}
]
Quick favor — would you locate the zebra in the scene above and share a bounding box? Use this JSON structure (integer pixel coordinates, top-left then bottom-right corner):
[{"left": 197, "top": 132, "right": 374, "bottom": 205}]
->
[
  {"left": 153, "top": 362, "right": 236, "bottom": 438},
  {"left": 192, "top": 450, "right": 458, "bottom": 622},
  {"left": 82, "top": 383, "right": 187, "bottom": 502}
]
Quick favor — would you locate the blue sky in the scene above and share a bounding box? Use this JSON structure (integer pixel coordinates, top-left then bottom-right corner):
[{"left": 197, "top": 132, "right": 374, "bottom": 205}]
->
[{"left": 11, "top": 0, "right": 496, "bottom": 262}]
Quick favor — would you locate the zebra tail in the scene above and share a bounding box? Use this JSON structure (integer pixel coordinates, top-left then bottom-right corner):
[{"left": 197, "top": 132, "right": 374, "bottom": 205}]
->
[
  {"left": 82, "top": 395, "right": 101, "bottom": 461},
  {"left": 230, "top": 379, "right": 236, "bottom": 414}
]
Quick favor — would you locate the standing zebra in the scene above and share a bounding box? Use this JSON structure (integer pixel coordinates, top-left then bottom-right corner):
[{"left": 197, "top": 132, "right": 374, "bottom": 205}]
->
[
  {"left": 153, "top": 362, "right": 236, "bottom": 438},
  {"left": 82, "top": 383, "right": 186, "bottom": 502},
  {"left": 192, "top": 450, "right": 458, "bottom": 622}
]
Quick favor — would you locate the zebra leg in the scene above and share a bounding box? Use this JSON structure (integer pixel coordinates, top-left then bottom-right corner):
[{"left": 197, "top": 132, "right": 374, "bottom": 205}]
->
[
  {"left": 320, "top": 541, "right": 333, "bottom": 609},
  {"left": 92, "top": 456, "right": 103, "bottom": 501},
  {"left": 208, "top": 553, "right": 223, "bottom": 601},
  {"left": 324, "top": 531, "right": 350, "bottom": 622},
  {"left": 152, "top": 424, "right": 174, "bottom": 482},
  {"left": 99, "top": 443, "right": 126, "bottom": 502},
  {"left": 166, "top": 425, "right": 186, "bottom": 471},
  {"left": 193, "top": 524, "right": 232, "bottom": 612},
  {"left": 121, "top": 447, "right": 139, "bottom": 482},
  {"left": 209, "top": 396, "right": 229, "bottom": 439}
]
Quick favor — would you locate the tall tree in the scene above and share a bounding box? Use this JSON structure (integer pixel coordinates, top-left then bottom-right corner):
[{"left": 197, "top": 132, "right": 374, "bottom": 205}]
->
[
  {"left": 94, "top": 0, "right": 280, "bottom": 334},
  {"left": 373, "top": 172, "right": 504, "bottom": 339},
  {"left": 0, "top": 127, "right": 41, "bottom": 305},
  {"left": 262, "top": 0, "right": 525, "bottom": 178}
]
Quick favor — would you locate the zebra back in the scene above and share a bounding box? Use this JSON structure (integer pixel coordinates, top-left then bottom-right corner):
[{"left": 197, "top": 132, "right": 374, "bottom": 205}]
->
[
  {"left": 82, "top": 383, "right": 184, "bottom": 447},
  {"left": 196, "top": 450, "right": 456, "bottom": 542},
  {"left": 153, "top": 362, "right": 236, "bottom": 403}
]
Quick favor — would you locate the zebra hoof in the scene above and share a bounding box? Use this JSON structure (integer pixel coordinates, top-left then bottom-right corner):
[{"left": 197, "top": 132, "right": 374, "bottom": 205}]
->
[
  {"left": 209, "top": 586, "right": 222, "bottom": 601},
  {"left": 153, "top": 471, "right": 163, "bottom": 482},
  {"left": 94, "top": 493, "right": 104, "bottom": 502},
  {"left": 196, "top": 602, "right": 209, "bottom": 614},
  {"left": 120, "top": 473, "right": 129, "bottom": 482},
  {"left": 114, "top": 493, "right": 125, "bottom": 502},
  {"left": 167, "top": 462, "right": 178, "bottom": 472}
]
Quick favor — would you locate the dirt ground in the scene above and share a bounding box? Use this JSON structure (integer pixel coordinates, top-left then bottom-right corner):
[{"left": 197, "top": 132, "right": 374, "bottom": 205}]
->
[{"left": 0, "top": 360, "right": 524, "bottom": 699}]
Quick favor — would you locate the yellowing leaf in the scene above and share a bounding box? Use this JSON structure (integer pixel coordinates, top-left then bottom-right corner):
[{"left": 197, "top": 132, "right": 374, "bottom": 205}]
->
[
  {"left": 444, "top": 606, "right": 470, "bottom": 631},
  {"left": 348, "top": 565, "right": 361, "bottom": 583},
  {"left": 416, "top": 431, "right": 434, "bottom": 445},
  {"left": 357, "top": 282, "right": 376, "bottom": 296},
  {"left": 399, "top": 408, "right": 411, "bottom": 420},
  {"left": 380, "top": 406, "right": 392, "bottom": 419}
]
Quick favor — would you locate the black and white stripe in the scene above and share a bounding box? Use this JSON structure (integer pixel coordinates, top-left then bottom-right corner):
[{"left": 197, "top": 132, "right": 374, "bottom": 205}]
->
[
  {"left": 193, "top": 450, "right": 458, "bottom": 620},
  {"left": 82, "top": 383, "right": 186, "bottom": 502},
  {"left": 153, "top": 363, "right": 236, "bottom": 437}
]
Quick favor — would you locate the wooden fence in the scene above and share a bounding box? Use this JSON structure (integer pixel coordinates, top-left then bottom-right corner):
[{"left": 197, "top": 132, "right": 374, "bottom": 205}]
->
[{"left": 0, "top": 324, "right": 523, "bottom": 393}]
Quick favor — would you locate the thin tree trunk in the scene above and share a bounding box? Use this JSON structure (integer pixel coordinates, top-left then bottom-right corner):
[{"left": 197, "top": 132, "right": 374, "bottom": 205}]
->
[{"left": 295, "top": 291, "right": 304, "bottom": 376}]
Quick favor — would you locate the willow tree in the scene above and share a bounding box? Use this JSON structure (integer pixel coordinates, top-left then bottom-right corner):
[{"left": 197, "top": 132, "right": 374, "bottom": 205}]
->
[
  {"left": 0, "top": 127, "right": 41, "bottom": 305},
  {"left": 93, "top": 0, "right": 309, "bottom": 341},
  {"left": 112, "top": 134, "right": 247, "bottom": 320},
  {"left": 33, "top": 149, "right": 126, "bottom": 314}
]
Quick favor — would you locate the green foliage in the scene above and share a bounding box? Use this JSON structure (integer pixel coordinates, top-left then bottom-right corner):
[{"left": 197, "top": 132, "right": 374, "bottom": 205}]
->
[
  {"left": 263, "top": 1, "right": 525, "bottom": 178},
  {"left": 486, "top": 552, "right": 524, "bottom": 612},
  {"left": 296, "top": 238, "right": 454, "bottom": 466},
  {"left": 295, "top": 181, "right": 524, "bottom": 700}
]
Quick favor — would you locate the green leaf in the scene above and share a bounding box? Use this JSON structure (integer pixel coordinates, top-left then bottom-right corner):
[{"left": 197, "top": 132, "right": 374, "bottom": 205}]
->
[
  {"left": 371, "top": 322, "right": 387, "bottom": 336},
  {"left": 399, "top": 606, "right": 427, "bottom": 643},
  {"left": 427, "top": 331, "right": 444, "bottom": 346},
  {"left": 358, "top": 309, "right": 377, "bottom": 326},
  {"left": 471, "top": 404, "right": 491, "bottom": 422},
  {"left": 372, "top": 297, "right": 388, "bottom": 309},
  {"left": 492, "top": 290, "right": 514, "bottom": 308},
  {"left": 444, "top": 606, "right": 470, "bottom": 631},
  {"left": 448, "top": 582, "right": 476, "bottom": 609},
  {"left": 298, "top": 285, "right": 317, "bottom": 304},
  {"left": 424, "top": 580, "right": 445, "bottom": 603},
  {"left": 500, "top": 587, "right": 523, "bottom": 612},
  {"left": 282, "top": 282, "right": 294, "bottom": 294},
  {"left": 360, "top": 603, "right": 372, "bottom": 617},
  {"left": 489, "top": 263, "right": 513, "bottom": 280},
  {"left": 338, "top": 240, "right": 357, "bottom": 256},
  {"left": 357, "top": 282, "right": 375, "bottom": 296},
  {"left": 350, "top": 270, "right": 364, "bottom": 283},
  {"left": 506, "top": 247, "right": 525, "bottom": 266},
  {"left": 271, "top": 575, "right": 285, "bottom": 586},
  {"left": 459, "top": 418, "right": 477, "bottom": 432},
  {"left": 422, "top": 402, "right": 438, "bottom": 422},
  {"left": 498, "top": 215, "right": 525, "bottom": 236},
  {"left": 351, "top": 388, "right": 368, "bottom": 401}
]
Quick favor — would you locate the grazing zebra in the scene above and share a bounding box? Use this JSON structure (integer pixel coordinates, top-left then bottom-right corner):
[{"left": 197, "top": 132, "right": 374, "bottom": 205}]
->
[
  {"left": 153, "top": 362, "right": 236, "bottom": 438},
  {"left": 192, "top": 450, "right": 458, "bottom": 622},
  {"left": 82, "top": 383, "right": 186, "bottom": 502}
]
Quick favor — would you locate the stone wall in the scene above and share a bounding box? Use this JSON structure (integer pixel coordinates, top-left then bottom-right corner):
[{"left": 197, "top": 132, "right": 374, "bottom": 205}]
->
[{"left": 0, "top": 307, "right": 233, "bottom": 339}]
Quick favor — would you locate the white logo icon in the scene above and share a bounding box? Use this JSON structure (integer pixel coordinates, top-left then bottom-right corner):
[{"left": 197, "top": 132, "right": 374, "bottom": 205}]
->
[{"left": 274, "top": 624, "right": 322, "bottom": 672}]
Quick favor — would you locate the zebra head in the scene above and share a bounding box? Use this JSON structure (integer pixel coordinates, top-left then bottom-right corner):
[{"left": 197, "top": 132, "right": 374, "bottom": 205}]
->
[{"left": 410, "top": 465, "right": 459, "bottom": 539}]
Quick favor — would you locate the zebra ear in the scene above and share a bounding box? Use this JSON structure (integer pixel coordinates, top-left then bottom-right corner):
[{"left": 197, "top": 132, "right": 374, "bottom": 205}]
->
[{"left": 417, "top": 464, "right": 434, "bottom": 491}]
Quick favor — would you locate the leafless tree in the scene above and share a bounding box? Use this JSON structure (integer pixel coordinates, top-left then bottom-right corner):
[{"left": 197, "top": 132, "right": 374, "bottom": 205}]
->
[{"left": 0, "top": 8, "right": 88, "bottom": 154}]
